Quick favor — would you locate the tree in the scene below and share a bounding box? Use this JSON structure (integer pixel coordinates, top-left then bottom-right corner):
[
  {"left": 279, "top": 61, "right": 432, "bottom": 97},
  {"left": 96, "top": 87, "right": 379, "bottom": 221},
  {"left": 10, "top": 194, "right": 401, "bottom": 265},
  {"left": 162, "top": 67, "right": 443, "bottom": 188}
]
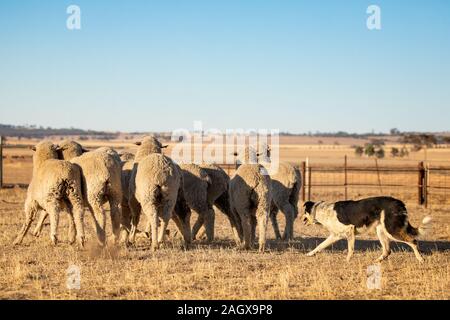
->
[
  {"left": 400, "top": 147, "right": 409, "bottom": 157},
  {"left": 354, "top": 146, "right": 364, "bottom": 157},
  {"left": 390, "top": 128, "right": 400, "bottom": 135},
  {"left": 364, "top": 144, "right": 375, "bottom": 157},
  {"left": 375, "top": 148, "right": 385, "bottom": 159},
  {"left": 391, "top": 147, "right": 399, "bottom": 157},
  {"left": 401, "top": 134, "right": 437, "bottom": 149},
  {"left": 401, "top": 134, "right": 437, "bottom": 160}
]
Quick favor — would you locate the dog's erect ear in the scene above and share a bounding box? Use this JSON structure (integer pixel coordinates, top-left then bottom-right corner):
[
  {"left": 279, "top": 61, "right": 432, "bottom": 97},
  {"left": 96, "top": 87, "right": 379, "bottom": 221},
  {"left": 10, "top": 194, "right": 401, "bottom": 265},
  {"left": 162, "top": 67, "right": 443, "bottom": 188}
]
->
[
  {"left": 303, "top": 201, "right": 315, "bottom": 214},
  {"left": 134, "top": 141, "right": 142, "bottom": 146}
]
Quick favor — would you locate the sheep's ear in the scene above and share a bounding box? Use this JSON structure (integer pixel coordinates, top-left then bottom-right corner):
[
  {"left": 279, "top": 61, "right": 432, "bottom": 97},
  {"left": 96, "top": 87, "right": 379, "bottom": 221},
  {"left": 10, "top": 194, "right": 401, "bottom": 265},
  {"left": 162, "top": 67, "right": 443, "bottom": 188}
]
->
[
  {"left": 134, "top": 141, "right": 142, "bottom": 146},
  {"left": 161, "top": 145, "right": 168, "bottom": 149},
  {"left": 81, "top": 147, "right": 89, "bottom": 153},
  {"left": 30, "top": 146, "right": 36, "bottom": 151}
]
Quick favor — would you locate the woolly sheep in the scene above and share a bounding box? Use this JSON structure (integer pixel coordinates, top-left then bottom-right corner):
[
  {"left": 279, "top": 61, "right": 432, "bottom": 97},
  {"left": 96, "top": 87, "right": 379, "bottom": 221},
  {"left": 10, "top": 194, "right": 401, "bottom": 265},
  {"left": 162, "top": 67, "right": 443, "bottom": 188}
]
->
[
  {"left": 229, "top": 163, "right": 272, "bottom": 252},
  {"left": 178, "top": 163, "right": 216, "bottom": 242},
  {"left": 195, "top": 163, "right": 243, "bottom": 244},
  {"left": 128, "top": 152, "right": 182, "bottom": 251},
  {"left": 32, "top": 141, "right": 123, "bottom": 246},
  {"left": 234, "top": 145, "right": 302, "bottom": 241},
  {"left": 13, "top": 141, "right": 85, "bottom": 246},
  {"left": 258, "top": 144, "right": 302, "bottom": 240},
  {"left": 122, "top": 136, "right": 191, "bottom": 247}
]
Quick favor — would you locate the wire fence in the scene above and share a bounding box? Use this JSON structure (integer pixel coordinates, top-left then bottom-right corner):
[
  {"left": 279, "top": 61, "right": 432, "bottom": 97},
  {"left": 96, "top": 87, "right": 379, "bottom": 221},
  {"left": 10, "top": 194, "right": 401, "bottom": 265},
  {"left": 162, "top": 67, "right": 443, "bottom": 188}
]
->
[{"left": 298, "top": 158, "right": 450, "bottom": 207}]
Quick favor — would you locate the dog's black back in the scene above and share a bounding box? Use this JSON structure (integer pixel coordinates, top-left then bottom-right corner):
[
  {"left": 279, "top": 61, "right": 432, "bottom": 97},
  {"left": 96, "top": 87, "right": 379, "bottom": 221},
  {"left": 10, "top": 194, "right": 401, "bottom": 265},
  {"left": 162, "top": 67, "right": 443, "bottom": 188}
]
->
[{"left": 333, "top": 196, "right": 411, "bottom": 236}]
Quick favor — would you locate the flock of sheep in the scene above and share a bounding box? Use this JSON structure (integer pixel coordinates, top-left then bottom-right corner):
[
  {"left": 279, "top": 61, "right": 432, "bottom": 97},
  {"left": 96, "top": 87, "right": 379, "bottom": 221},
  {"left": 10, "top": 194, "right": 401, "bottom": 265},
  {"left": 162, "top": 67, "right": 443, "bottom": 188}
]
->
[{"left": 13, "top": 136, "right": 301, "bottom": 252}]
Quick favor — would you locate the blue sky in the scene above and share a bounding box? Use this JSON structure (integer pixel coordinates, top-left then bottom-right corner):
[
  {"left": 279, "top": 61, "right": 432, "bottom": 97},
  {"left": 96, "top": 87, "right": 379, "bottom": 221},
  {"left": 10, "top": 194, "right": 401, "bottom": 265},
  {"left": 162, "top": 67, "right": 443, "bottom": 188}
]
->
[{"left": 0, "top": 0, "right": 449, "bottom": 133}]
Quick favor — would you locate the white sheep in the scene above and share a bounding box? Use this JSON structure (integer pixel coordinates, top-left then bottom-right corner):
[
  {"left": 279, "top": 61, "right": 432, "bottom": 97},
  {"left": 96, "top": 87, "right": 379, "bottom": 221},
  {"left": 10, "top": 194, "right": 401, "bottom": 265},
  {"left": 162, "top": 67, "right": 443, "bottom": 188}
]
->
[
  {"left": 195, "top": 163, "right": 243, "bottom": 244},
  {"left": 258, "top": 144, "right": 301, "bottom": 240},
  {"left": 229, "top": 163, "right": 272, "bottom": 252},
  {"left": 13, "top": 141, "right": 85, "bottom": 246},
  {"left": 31, "top": 141, "right": 123, "bottom": 246},
  {"left": 128, "top": 152, "right": 182, "bottom": 251},
  {"left": 234, "top": 145, "right": 302, "bottom": 241},
  {"left": 120, "top": 137, "right": 190, "bottom": 246},
  {"left": 178, "top": 163, "right": 215, "bottom": 242}
]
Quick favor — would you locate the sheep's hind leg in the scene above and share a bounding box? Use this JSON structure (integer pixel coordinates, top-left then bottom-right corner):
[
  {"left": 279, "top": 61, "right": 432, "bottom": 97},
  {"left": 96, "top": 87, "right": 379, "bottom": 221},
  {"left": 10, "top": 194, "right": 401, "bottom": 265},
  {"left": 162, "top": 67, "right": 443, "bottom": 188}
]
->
[
  {"left": 280, "top": 203, "right": 296, "bottom": 241},
  {"left": 269, "top": 207, "right": 282, "bottom": 240},
  {"left": 250, "top": 215, "right": 257, "bottom": 245},
  {"left": 256, "top": 210, "right": 269, "bottom": 253},
  {"left": 172, "top": 212, "right": 192, "bottom": 249},
  {"left": 87, "top": 195, "right": 106, "bottom": 247},
  {"left": 239, "top": 214, "right": 252, "bottom": 250},
  {"left": 228, "top": 207, "right": 243, "bottom": 245},
  {"left": 43, "top": 200, "right": 62, "bottom": 246},
  {"left": 128, "top": 196, "right": 141, "bottom": 244},
  {"left": 203, "top": 207, "right": 215, "bottom": 243},
  {"left": 108, "top": 196, "right": 122, "bottom": 244},
  {"left": 67, "top": 190, "right": 86, "bottom": 248},
  {"left": 142, "top": 203, "right": 159, "bottom": 251},
  {"left": 119, "top": 202, "right": 132, "bottom": 244},
  {"left": 31, "top": 210, "right": 48, "bottom": 237},
  {"left": 13, "top": 199, "right": 38, "bottom": 245},
  {"left": 191, "top": 213, "right": 205, "bottom": 240},
  {"left": 158, "top": 201, "right": 175, "bottom": 246}
]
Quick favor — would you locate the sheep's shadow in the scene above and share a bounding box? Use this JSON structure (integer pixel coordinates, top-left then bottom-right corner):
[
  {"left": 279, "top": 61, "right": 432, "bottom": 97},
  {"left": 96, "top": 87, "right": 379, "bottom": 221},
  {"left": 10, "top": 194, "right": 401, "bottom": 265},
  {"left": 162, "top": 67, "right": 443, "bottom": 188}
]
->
[{"left": 265, "top": 237, "right": 450, "bottom": 255}]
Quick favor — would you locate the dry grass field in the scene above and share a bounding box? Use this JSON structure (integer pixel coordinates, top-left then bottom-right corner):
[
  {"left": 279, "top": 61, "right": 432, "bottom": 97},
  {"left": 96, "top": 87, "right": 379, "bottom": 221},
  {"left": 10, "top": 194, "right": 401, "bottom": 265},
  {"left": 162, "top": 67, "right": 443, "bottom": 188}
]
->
[{"left": 1, "top": 137, "right": 449, "bottom": 300}]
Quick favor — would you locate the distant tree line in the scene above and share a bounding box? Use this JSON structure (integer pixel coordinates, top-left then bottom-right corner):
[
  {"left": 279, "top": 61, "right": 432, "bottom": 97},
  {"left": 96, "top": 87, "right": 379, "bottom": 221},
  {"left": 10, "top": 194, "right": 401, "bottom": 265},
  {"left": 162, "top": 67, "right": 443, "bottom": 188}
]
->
[{"left": 0, "top": 124, "right": 119, "bottom": 139}]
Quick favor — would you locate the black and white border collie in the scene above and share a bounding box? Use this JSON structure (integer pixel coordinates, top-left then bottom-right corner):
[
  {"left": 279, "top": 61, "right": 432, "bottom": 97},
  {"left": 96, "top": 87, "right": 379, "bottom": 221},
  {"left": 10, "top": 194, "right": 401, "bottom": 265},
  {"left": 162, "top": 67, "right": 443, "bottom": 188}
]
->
[{"left": 301, "top": 196, "right": 432, "bottom": 262}]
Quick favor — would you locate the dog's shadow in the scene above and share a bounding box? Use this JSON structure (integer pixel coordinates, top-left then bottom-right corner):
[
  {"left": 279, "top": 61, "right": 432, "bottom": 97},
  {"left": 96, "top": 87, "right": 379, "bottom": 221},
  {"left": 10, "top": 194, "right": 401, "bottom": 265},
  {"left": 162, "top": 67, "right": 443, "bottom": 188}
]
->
[{"left": 266, "top": 237, "right": 450, "bottom": 254}]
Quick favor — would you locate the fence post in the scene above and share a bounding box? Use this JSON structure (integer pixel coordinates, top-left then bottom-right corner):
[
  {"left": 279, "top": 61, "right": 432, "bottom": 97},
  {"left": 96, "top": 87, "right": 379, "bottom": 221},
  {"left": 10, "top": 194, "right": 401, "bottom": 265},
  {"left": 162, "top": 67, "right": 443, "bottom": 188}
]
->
[
  {"left": 307, "top": 165, "right": 312, "bottom": 201},
  {"left": 301, "top": 161, "right": 306, "bottom": 202},
  {"left": 424, "top": 163, "right": 429, "bottom": 208},
  {"left": 0, "top": 136, "right": 3, "bottom": 188},
  {"left": 344, "top": 155, "right": 348, "bottom": 200},
  {"left": 418, "top": 161, "right": 425, "bottom": 205},
  {"left": 374, "top": 158, "right": 383, "bottom": 193}
]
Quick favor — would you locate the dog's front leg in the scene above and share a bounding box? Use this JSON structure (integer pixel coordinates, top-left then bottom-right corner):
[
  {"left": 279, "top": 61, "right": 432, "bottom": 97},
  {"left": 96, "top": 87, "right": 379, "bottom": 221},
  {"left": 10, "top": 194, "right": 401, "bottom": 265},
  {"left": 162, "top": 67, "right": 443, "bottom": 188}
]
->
[
  {"left": 346, "top": 232, "right": 355, "bottom": 262},
  {"left": 306, "top": 234, "right": 341, "bottom": 257}
]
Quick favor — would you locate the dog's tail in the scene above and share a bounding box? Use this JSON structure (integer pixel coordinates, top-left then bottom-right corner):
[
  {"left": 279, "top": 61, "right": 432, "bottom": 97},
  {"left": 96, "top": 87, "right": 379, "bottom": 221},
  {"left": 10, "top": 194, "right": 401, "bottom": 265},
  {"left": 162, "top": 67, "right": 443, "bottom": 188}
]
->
[{"left": 418, "top": 216, "right": 433, "bottom": 237}]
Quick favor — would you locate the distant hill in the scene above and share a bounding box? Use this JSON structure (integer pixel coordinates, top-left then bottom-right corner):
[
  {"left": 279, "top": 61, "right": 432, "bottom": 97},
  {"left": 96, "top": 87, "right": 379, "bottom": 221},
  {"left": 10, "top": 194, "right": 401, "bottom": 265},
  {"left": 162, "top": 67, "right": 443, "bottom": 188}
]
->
[{"left": 0, "top": 124, "right": 119, "bottom": 139}]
